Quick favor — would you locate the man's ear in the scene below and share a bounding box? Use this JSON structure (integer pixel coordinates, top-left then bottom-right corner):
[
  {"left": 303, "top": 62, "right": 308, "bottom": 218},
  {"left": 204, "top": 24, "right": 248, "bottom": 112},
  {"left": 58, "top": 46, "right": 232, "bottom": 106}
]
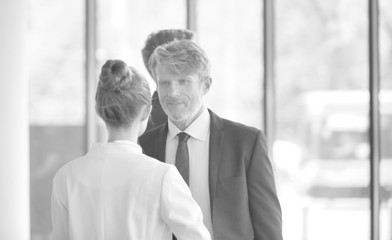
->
[
  {"left": 203, "top": 77, "right": 212, "bottom": 95},
  {"left": 141, "top": 104, "right": 152, "bottom": 121}
]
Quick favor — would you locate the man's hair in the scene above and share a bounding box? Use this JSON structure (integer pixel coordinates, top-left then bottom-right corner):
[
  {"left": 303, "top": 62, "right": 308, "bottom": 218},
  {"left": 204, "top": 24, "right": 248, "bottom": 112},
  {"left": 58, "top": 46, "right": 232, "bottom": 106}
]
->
[
  {"left": 141, "top": 29, "right": 196, "bottom": 79},
  {"left": 149, "top": 40, "right": 211, "bottom": 80},
  {"left": 95, "top": 59, "right": 151, "bottom": 128}
]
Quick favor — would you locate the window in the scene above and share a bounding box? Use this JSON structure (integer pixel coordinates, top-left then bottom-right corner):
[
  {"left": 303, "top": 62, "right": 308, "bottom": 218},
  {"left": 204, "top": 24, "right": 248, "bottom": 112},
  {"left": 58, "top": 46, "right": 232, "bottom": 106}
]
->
[
  {"left": 29, "top": 0, "right": 85, "bottom": 239},
  {"left": 198, "top": 0, "right": 263, "bottom": 128},
  {"left": 275, "top": 0, "right": 371, "bottom": 239},
  {"left": 380, "top": 0, "right": 392, "bottom": 236},
  {"left": 27, "top": 1, "right": 391, "bottom": 239}
]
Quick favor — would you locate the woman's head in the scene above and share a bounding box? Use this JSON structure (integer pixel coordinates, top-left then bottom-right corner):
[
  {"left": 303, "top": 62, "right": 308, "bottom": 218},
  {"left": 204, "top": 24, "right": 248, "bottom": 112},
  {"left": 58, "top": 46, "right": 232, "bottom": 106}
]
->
[{"left": 95, "top": 59, "right": 151, "bottom": 129}]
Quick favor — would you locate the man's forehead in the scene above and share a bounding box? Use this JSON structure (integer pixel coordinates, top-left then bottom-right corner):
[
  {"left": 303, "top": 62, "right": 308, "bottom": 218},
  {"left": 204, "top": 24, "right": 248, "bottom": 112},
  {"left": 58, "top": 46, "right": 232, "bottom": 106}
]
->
[{"left": 156, "top": 64, "right": 196, "bottom": 77}]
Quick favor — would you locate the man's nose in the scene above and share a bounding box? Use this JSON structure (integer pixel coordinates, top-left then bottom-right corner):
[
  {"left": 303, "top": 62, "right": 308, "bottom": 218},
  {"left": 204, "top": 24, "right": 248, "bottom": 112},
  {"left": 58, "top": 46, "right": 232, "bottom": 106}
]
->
[{"left": 167, "top": 82, "right": 180, "bottom": 95}]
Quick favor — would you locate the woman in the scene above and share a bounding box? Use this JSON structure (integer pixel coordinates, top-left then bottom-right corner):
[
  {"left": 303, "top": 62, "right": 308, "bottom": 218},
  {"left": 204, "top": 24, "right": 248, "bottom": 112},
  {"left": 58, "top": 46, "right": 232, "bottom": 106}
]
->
[{"left": 51, "top": 59, "right": 211, "bottom": 240}]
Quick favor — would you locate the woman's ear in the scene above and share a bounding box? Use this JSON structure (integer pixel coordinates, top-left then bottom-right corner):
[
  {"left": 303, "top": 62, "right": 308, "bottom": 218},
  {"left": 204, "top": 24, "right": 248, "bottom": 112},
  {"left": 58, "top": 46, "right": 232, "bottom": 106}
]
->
[
  {"left": 203, "top": 77, "right": 212, "bottom": 95},
  {"left": 141, "top": 104, "right": 152, "bottom": 121}
]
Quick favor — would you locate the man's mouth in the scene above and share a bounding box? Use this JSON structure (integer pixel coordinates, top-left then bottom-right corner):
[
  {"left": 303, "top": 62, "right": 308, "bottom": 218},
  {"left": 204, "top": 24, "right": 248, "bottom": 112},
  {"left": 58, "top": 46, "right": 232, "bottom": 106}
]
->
[
  {"left": 167, "top": 100, "right": 184, "bottom": 105},
  {"left": 167, "top": 102, "right": 183, "bottom": 107}
]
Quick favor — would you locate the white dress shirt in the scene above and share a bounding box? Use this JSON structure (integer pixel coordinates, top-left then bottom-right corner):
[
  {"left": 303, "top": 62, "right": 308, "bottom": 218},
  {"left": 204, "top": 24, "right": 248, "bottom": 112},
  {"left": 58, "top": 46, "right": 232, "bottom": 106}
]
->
[
  {"left": 166, "top": 107, "right": 213, "bottom": 238},
  {"left": 51, "top": 141, "right": 211, "bottom": 240}
]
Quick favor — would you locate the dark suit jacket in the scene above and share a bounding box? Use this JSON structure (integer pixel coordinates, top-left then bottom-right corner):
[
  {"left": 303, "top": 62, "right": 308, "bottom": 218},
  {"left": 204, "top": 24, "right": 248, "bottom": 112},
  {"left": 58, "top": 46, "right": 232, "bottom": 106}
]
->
[
  {"left": 139, "top": 109, "right": 283, "bottom": 240},
  {"left": 146, "top": 91, "right": 167, "bottom": 131}
]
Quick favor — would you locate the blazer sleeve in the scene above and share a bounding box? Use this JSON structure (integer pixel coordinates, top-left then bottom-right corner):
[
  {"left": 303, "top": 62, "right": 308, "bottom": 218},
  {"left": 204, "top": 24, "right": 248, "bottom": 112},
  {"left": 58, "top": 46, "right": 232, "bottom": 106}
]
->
[
  {"left": 248, "top": 131, "right": 283, "bottom": 240},
  {"left": 51, "top": 171, "right": 69, "bottom": 240},
  {"left": 160, "top": 166, "right": 211, "bottom": 240}
]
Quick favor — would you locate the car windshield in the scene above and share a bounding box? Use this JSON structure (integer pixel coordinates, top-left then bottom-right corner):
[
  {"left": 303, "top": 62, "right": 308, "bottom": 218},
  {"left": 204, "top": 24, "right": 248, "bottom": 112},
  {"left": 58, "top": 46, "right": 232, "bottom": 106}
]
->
[{"left": 315, "top": 115, "right": 392, "bottom": 160}]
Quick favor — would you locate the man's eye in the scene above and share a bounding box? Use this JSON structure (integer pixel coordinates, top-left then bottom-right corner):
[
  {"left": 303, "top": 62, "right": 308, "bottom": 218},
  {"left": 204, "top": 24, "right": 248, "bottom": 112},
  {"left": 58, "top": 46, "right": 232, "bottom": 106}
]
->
[{"left": 159, "top": 81, "right": 169, "bottom": 86}]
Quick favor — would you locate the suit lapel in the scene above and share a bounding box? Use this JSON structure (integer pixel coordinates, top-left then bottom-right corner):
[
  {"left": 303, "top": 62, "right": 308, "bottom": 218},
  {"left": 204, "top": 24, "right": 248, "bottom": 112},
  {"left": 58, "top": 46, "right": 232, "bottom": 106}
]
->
[
  {"left": 153, "top": 124, "right": 168, "bottom": 162},
  {"left": 208, "top": 110, "right": 224, "bottom": 212},
  {"left": 154, "top": 112, "right": 224, "bottom": 213}
]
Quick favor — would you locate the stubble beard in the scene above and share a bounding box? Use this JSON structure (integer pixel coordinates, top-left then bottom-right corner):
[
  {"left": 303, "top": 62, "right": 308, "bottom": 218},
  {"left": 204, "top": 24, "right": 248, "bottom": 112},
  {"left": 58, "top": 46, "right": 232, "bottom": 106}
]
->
[{"left": 164, "top": 102, "right": 203, "bottom": 130}]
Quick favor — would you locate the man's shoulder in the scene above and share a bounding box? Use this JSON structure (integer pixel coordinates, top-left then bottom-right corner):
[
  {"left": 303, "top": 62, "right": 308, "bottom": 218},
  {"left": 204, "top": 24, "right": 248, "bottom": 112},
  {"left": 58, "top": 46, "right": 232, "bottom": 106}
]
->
[
  {"left": 139, "top": 124, "right": 166, "bottom": 145},
  {"left": 139, "top": 126, "right": 160, "bottom": 139},
  {"left": 209, "top": 109, "right": 261, "bottom": 136},
  {"left": 222, "top": 117, "right": 259, "bottom": 132}
]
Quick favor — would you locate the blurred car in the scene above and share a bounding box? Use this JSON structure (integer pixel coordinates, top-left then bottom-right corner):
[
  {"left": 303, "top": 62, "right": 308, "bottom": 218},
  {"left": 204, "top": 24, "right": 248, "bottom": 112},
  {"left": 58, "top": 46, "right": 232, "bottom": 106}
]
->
[{"left": 293, "top": 90, "right": 392, "bottom": 201}]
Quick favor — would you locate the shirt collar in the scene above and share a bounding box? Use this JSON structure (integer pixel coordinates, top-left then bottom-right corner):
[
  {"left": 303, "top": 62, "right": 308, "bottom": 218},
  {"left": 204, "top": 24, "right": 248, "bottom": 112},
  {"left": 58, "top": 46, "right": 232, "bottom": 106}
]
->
[
  {"left": 167, "top": 107, "right": 210, "bottom": 142},
  {"left": 110, "top": 140, "right": 142, "bottom": 152}
]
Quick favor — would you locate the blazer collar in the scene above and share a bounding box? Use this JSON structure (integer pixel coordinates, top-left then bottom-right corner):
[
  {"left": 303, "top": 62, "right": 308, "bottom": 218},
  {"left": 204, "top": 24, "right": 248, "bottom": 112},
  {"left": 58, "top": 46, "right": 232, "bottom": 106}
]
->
[{"left": 207, "top": 109, "right": 225, "bottom": 210}]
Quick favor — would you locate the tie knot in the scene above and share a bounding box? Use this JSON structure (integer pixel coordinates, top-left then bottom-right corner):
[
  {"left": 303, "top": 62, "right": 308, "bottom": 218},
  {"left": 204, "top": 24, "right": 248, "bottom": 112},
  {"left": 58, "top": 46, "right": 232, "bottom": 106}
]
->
[{"left": 177, "top": 132, "right": 190, "bottom": 143}]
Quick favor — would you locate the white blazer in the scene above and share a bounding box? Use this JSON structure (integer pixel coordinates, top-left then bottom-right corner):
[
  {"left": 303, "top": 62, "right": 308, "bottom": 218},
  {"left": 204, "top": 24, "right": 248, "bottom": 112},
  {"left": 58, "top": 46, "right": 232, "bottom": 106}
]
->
[{"left": 51, "top": 141, "right": 211, "bottom": 240}]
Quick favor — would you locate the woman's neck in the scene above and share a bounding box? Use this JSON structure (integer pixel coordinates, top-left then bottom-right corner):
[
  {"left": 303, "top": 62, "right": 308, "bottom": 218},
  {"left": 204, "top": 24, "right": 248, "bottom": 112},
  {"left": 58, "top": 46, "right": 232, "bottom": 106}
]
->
[{"left": 107, "top": 125, "right": 139, "bottom": 143}]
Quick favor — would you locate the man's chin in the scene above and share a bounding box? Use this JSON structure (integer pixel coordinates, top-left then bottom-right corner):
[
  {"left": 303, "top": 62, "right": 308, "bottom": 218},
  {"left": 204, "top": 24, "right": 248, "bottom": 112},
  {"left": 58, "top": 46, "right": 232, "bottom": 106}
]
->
[
  {"left": 164, "top": 106, "right": 185, "bottom": 117},
  {"left": 168, "top": 114, "right": 187, "bottom": 122},
  {"left": 166, "top": 110, "right": 189, "bottom": 122}
]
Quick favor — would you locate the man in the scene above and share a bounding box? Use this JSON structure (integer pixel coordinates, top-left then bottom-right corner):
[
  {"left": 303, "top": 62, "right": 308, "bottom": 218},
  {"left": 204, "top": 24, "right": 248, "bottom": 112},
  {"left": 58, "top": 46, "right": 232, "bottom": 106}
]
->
[
  {"left": 139, "top": 40, "right": 283, "bottom": 240},
  {"left": 141, "top": 29, "right": 196, "bottom": 130}
]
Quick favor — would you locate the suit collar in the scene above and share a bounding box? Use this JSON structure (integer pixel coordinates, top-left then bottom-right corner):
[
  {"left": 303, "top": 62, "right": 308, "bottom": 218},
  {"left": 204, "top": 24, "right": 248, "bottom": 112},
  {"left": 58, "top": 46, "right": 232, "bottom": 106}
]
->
[{"left": 207, "top": 109, "right": 225, "bottom": 211}]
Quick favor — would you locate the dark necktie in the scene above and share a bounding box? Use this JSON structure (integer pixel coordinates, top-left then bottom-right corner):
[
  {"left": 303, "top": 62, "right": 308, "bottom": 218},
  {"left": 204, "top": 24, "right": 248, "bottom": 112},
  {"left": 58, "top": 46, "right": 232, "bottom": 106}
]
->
[
  {"left": 173, "top": 132, "right": 191, "bottom": 240},
  {"left": 175, "top": 132, "right": 190, "bottom": 185}
]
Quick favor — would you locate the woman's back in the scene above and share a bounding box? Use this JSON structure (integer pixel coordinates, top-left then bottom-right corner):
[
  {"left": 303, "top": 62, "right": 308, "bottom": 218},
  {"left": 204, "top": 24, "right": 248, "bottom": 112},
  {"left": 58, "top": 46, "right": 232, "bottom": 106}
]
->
[{"left": 52, "top": 141, "right": 208, "bottom": 240}]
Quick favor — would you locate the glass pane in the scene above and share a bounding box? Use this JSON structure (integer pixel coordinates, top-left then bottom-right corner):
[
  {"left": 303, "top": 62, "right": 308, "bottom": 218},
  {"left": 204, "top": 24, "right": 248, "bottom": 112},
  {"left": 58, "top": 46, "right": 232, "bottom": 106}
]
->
[
  {"left": 380, "top": 0, "right": 392, "bottom": 238},
  {"left": 28, "top": 0, "right": 85, "bottom": 239},
  {"left": 97, "top": 0, "right": 186, "bottom": 90},
  {"left": 275, "top": 0, "right": 370, "bottom": 239},
  {"left": 96, "top": 0, "right": 186, "bottom": 139},
  {"left": 197, "top": 0, "right": 263, "bottom": 129}
]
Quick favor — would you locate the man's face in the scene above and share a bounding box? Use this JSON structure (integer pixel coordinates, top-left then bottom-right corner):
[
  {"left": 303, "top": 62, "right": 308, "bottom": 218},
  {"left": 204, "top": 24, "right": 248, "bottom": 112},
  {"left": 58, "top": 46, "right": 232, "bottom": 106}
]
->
[{"left": 155, "top": 64, "right": 208, "bottom": 126}]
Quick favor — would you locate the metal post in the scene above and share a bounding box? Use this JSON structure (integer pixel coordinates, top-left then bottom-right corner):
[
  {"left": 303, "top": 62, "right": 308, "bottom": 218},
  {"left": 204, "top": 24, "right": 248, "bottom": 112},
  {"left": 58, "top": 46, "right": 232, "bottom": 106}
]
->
[
  {"left": 369, "top": 0, "right": 381, "bottom": 239},
  {"left": 0, "top": 1, "right": 30, "bottom": 238},
  {"left": 86, "top": 0, "right": 97, "bottom": 151},
  {"left": 263, "top": 0, "right": 275, "bottom": 149},
  {"left": 187, "top": 0, "right": 197, "bottom": 32}
]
